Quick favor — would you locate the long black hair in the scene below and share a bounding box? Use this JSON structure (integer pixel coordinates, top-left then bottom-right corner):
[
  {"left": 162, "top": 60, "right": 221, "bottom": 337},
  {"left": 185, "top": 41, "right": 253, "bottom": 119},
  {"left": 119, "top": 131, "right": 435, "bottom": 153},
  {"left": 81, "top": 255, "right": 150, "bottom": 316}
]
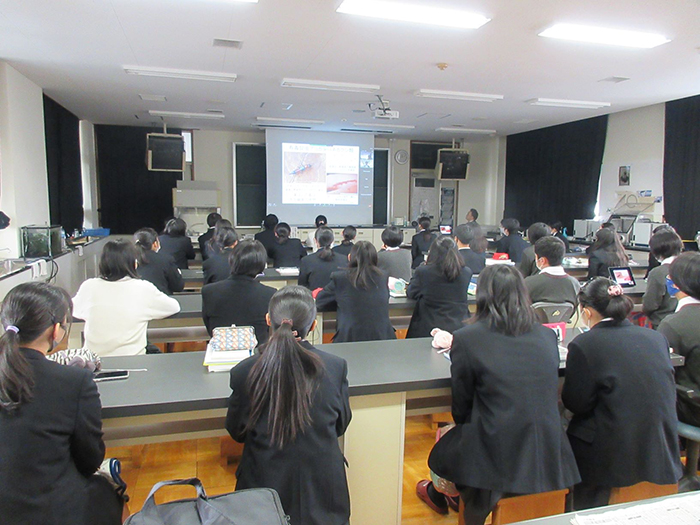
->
[
  {"left": 134, "top": 227, "right": 158, "bottom": 266},
  {"left": 315, "top": 226, "right": 335, "bottom": 261},
  {"left": 99, "top": 240, "right": 139, "bottom": 281},
  {"left": 245, "top": 286, "right": 323, "bottom": 448},
  {"left": 578, "top": 277, "right": 633, "bottom": 323},
  {"left": 163, "top": 217, "right": 187, "bottom": 237},
  {"left": 426, "top": 236, "right": 462, "bottom": 281},
  {"left": 207, "top": 219, "right": 234, "bottom": 255},
  {"left": 0, "top": 282, "right": 72, "bottom": 413},
  {"left": 473, "top": 265, "right": 536, "bottom": 336},
  {"left": 347, "top": 241, "right": 383, "bottom": 290},
  {"left": 589, "top": 227, "right": 628, "bottom": 266}
]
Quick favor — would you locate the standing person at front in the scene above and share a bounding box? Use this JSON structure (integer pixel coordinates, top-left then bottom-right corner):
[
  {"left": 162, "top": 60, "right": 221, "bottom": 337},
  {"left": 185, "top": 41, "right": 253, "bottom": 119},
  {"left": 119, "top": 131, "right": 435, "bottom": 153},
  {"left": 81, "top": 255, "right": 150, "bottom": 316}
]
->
[
  {"left": 406, "top": 236, "right": 472, "bottom": 338},
  {"left": 586, "top": 228, "right": 628, "bottom": 280},
  {"left": 158, "top": 217, "right": 196, "bottom": 270},
  {"left": 419, "top": 265, "right": 580, "bottom": 523},
  {"left": 0, "top": 282, "right": 122, "bottom": 525},
  {"left": 316, "top": 241, "right": 396, "bottom": 342},
  {"left": 269, "top": 222, "right": 307, "bottom": 268},
  {"left": 226, "top": 286, "right": 351, "bottom": 525},
  {"left": 562, "top": 278, "right": 682, "bottom": 510},
  {"left": 411, "top": 217, "right": 437, "bottom": 269},
  {"left": 73, "top": 240, "right": 181, "bottom": 357},
  {"left": 298, "top": 227, "right": 348, "bottom": 291}
]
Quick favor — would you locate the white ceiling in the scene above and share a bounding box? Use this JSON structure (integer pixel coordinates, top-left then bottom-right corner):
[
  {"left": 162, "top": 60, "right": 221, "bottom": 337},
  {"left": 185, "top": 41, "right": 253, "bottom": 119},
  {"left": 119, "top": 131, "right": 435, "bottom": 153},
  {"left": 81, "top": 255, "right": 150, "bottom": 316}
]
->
[{"left": 1, "top": 0, "right": 699, "bottom": 140}]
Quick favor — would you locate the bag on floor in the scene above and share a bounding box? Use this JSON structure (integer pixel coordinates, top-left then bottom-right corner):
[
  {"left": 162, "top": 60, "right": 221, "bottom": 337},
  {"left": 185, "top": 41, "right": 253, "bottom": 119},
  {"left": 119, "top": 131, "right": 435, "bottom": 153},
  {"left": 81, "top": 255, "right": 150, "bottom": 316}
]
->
[{"left": 123, "top": 478, "right": 289, "bottom": 525}]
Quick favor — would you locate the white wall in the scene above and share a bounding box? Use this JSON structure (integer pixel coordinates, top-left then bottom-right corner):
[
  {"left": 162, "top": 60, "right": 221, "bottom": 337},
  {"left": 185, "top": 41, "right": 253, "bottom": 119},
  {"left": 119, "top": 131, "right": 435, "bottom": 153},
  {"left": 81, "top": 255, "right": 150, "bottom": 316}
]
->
[
  {"left": 455, "top": 137, "right": 505, "bottom": 227},
  {"left": 597, "top": 104, "right": 665, "bottom": 220},
  {"left": 0, "top": 62, "right": 50, "bottom": 258}
]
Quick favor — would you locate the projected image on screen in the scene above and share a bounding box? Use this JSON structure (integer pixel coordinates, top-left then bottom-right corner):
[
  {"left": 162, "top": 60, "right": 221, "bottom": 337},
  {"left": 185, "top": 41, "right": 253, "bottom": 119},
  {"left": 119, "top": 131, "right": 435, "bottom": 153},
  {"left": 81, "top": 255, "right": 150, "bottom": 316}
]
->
[{"left": 282, "top": 143, "right": 360, "bottom": 206}]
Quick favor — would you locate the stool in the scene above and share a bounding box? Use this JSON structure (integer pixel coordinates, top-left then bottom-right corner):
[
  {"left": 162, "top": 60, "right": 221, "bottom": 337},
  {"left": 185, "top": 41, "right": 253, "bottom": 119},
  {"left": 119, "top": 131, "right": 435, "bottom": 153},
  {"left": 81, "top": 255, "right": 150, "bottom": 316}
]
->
[
  {"left": 608, "top": 481, "right": 678, "bottom": 504},
  {"left": 678, "top": 421, "right": 700, "bottom": 492},
  {"left": 457, "top": 489, "right": 568, "bottom": 525}
]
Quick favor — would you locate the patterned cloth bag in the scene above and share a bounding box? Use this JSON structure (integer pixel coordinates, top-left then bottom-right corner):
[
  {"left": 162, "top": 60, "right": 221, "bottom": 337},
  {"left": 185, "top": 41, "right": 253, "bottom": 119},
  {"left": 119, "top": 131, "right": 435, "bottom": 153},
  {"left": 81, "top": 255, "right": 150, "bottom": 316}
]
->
[{"left": 208, "top": 325, "right": 258, "bottom": 352}]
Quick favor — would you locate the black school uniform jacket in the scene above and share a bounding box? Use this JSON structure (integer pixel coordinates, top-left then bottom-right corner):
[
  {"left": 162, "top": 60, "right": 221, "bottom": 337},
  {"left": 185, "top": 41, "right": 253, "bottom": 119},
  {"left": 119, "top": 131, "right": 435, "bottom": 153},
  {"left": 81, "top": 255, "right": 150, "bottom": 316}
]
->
[
  {"left": 316, "top": 270, "right": 396, "bottom": 343},
  {"left": 202, "top": 275, "right": 276, "bottom": 345},
  {"left": 458, "top": 248, "right": 486, "bottom": 274},
  {"left": 137, "top": 249, "right": 184, "bottom": 295},
  {"left": 586, "top": 249, "right": 621, "bottom": 280},
  {"left": 254, "top": 229, "right": 278, "bottom": 255},
  {"left": 269, "top": 239, "right": 307, "bottom": 268},
  {"left": 428, "top": 321, "right": 580, "bottom": 493},
  {"left": 562, "top": 320, "right": 682, "bottom": 487},
  {"left": 198, "top": 228, "right": 214, "bottom": 261},
  {"left": 495, "top": 233, "right": 529, "bottom": 263},
  {"left": 411, "top": 230, "right": 437, "bottom": 269},
  {"left": 0, "top": 349, "right": 105, "bottom": 525},
  {"left": 158, "top": 234, "right": 196, "bottom": 270},
  {"left": 202, "top": 248, "right": 234, "bottom": 284},
  {"left": 406, "top": 263, "right": 472, "bottom": 338},
  {"left": 226, "top": 342, "right": 351, "bottom": 525},
  {"left": 332, "top": 242, "right": 354, "bottom": 257},
  {"left": 298, "top": 252, "right": 348, "bottom": 291}
]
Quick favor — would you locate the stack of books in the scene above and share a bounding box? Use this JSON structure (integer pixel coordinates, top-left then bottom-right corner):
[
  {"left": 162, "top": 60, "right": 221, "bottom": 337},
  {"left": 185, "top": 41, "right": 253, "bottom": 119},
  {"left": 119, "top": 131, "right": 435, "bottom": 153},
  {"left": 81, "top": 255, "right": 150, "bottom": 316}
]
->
[{"left": 203, "top": 344, "right": 252, "bottom": 373}]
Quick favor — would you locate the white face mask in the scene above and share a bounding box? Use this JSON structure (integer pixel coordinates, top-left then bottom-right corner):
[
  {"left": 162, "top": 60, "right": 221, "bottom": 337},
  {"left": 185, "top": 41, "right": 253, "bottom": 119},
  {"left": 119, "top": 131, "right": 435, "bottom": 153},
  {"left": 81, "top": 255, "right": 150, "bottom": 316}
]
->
[{"left": 500, "top": 227, "right": 506, "bottom": 236}]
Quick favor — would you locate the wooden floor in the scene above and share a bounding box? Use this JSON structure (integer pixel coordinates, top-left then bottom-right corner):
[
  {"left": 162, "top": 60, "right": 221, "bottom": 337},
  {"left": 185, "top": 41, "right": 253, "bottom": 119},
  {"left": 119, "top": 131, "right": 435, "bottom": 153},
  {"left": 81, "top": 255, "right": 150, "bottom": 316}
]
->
[{"left": 108, "top": 415, "right": 465, "bottom": 523}]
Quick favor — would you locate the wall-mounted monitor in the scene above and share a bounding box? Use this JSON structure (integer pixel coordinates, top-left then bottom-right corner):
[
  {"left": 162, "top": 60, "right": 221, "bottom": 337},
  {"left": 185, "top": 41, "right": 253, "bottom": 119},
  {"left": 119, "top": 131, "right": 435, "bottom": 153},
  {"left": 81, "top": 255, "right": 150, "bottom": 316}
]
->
[
  {"left": 436, "top": 149, "right": 470, "bottom": 180},
  {"left": 146, "top": 133, "right": 185, "bottom": 172}
]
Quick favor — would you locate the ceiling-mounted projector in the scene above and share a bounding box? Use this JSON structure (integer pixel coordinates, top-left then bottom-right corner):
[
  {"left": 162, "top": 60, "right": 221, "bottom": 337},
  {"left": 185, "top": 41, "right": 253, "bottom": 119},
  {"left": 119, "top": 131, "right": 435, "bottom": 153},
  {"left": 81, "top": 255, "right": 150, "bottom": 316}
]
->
[{"left": 373, "top": 109, "right": 400, "bottom": 119}]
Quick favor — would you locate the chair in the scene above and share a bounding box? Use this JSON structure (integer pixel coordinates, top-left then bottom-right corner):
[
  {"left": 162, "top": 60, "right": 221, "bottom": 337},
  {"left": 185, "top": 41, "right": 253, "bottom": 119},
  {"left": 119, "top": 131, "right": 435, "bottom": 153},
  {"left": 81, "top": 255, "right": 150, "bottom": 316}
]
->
[
  {"left": 608, "top": 481, "right": 678, "bottom": 504},
  {"left": 532, "top": 302, "right": 574, "bottom": 324},
  {"left": 457, "top": 489, "right": 568, "bottom": 525},
  {"left": 677, "top": 385, "right": 700, "bottom": 492}
]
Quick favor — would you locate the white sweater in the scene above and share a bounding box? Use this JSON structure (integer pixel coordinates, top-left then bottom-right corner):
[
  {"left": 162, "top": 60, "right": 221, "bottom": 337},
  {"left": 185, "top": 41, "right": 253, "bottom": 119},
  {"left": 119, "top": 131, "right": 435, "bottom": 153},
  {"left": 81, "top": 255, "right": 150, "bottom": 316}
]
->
[{"left": 72, "top": 277, "right": 181, "bottom": 357}]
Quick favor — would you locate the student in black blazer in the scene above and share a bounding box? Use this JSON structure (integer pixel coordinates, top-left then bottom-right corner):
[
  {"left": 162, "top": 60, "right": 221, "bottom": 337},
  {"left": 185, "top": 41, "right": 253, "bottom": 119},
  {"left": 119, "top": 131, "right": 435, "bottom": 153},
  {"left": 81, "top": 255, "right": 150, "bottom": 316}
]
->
[
  {"left": 332, "top": 225, "right": 356, "bottom": 257},
  {"left": 254, "top": 214, "right": 279, "bottom": 255},
  {"left": 298, "top": 227, "right": 348, "bottom": 291},
  {"left": 158, "top": 217, "right": 196, "bottom": 269},
  {"left": 411, "top": 216, "right": 437, "bottom": 269},
  {"left": 419, "top": 265, "right": 580, "bottom": 522},
  {"left": 453, "top": 223, "right": 486, "bottom": 274},
  {"left": 549, "top": 221, "right": 570, "bottom": 252},
  {"left": 494, "top": 218, "right": 529, "bottom": 263},
  {"left": 563, "top": 277, "right": 682, "bottom": 510},
  {"left": 407, "top": 236, "right": 472, "bottom": 338},
  {"left": 517, "top": 222, "right": 551, "bottom": 277},
  {"left": 202, "top": 226, "right": 239, "bottom": 284},
  {"left": 269, "top": 222, "right": 307, "bottom": 268},
  {"left": 586, "top": 227, "right": 629, "bottom": 280},
  {"left": 316, "top": 241, "right": 396, "bottom": 343},
  {"left": 197, "top": 212, "right": 221, "bottom": 261},
  {"left": 0, "top": 282, "right": 122, "bottom": 525},
  {"left": 134, "top": 227, "right": 184, "bottom": 295},
  {"left": 202, "top": 240, "right": 276, "bottom": 345},
  {"left": 226, "top": 286, "right": 351, "bottom": 525}
]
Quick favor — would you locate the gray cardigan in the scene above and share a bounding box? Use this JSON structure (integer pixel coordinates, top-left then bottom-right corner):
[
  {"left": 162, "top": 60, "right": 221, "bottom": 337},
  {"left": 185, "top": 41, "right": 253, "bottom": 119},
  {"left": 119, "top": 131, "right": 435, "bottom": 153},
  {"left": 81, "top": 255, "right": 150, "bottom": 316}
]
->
[{"left": 642, "top": 263, "right": 677, "bottom": 329}]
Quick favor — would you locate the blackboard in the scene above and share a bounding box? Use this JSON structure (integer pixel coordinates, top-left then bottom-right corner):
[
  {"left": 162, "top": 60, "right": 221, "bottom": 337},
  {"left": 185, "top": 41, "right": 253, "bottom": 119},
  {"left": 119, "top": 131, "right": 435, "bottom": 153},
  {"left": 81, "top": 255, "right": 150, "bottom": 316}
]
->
[{"left": 234, "top": 144, "right": 266, "bottom": 227}]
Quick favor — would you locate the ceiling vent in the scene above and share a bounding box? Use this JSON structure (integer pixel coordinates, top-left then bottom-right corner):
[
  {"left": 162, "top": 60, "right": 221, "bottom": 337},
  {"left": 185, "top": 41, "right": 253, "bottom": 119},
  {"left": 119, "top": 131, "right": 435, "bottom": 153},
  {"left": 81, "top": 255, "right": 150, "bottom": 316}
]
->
[
  {"left": 139, "top": 94, "right": 167, "bottom": 102},
  {"left": 341, "top": 128, "right": 393, "bottom": 134},
  {"left": 213, "top": 39, "right": 243, "bottom": 49}
]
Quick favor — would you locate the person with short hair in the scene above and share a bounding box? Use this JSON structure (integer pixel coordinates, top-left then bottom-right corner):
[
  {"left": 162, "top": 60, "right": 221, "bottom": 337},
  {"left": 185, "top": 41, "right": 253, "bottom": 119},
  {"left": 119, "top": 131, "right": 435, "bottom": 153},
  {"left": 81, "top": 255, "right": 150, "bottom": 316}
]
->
[
  {"left": 316, "top": 241, "right": 396, "bottom": 343},
  {"left": 645, "top": 224, "right": 676, "bottom": 277},
  {"left": 658, "top": 252, "right": 700, "bottom": 427},
  {"left": 72, "top": 240, "right": 181, "bottom": 357},
  {"left": 642, "top": 229, "right": 683, "bottom": 329},
  {"left": 202, "top": 226, "right": 240, "bottom": 284},
  {"left": 198, "top": 212, "right": 222, "bottom": 261},
  {"left": 549, "top": 221, "right": 570, "bottom": 252},
  {"left": 524, "top": 237, "right": 580, "bottom": 308},
  {"left": 406, "top": 237, "right": 472, "bottom": 338},
  {"left": 411, "top": 217, "right": 437, "bottom": 269},
  {"left": 518, "top": 222, "right": 552, "bottom": 277},
  {"left": 563, "top": 278, "right": 682, "bottom": 510},
  {"left": 158, "top": 217, "right": 196, "bottom": 269},
  {"left": 377, "top": 226, "right": 412, "bottom": 282},
  {"left": 466, "top": 208, "right": 479, "bottom": 227},
  {"left": 202, "top": 240, "right": 276, "bottom": 345},
  {"left": 298, "top": 227, "right": 348, "bottom": 291},
  {"left": 453, "top": 223, "right": 486, "bottom": 274},
  {"left": 225, "top": 286, "right": 351, "bottom": 525},
  {"left": 134, "top": 227, "right": 184, "bottom": 295},
  {"left": 494, "top": 218, "right": 529, "bottom": 263},
  {"left": 269, "top": 222, "right": 307, "bottom": 268},
  {"left": 255, "top": 214, "right": 279, "bottom": 256},
  {"left": 586, "top": 228, "right": 629, "bottom": 280},
  {"left": 332, "top": 225, "right": 356, "bottom": 257}
]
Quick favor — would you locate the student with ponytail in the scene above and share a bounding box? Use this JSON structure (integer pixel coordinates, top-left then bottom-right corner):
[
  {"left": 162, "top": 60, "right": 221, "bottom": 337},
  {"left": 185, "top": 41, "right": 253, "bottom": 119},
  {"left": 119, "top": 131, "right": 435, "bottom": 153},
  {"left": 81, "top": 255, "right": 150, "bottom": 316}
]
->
[
  {"left": 0, "top": 282, "right": 122, "bottom": 524},
  {"left": 269, "top": 222, "right": 307, "bottom": 267},
  {"left": 332, "top": 225, "right": 356, "bottom": 257},
  {"left": 202, "top": 225, "right": 239, "bottom": 284},
  {"left": 563, "top": 277, "right": 682, "bottom": 510},
  {"left": 406, "top": 236, "right": 472, "bottom": 338},
  {"left": 134, "top": 227, "right": 184, "bottom": 295},
  {"left": 226, "top": 286, "right": 351, "bottom": 525},
  {"left": 298, "top": 226, "right": 348, "bottom": 291}
]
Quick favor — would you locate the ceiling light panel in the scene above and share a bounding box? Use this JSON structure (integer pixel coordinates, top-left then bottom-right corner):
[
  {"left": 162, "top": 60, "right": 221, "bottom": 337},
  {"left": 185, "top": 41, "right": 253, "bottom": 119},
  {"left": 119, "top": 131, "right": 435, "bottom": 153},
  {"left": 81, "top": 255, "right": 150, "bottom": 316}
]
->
[
  {"left": 139, "top": 94, "right": 167, "bottom": 102},
  {"left": 528, "top": 98, "right": 611, "bottom": 109},
  {"left": 256, "top": 117, "right": 325, "bottom": 125},
  {"left": 149, "top": 110, "right": 225, "bottom": 120},
  {"left": 353, "top": 122, "right": 415, "bottom": 129},
  {"left": 539, "top": 24, "right": 670, "bottom": 49},
  {"left": 125, "top": 66, "right": 237, "bottom": 83},
  {"left": 281, "top": 78, "right": 380, "bottom": 93},
  {"left": 337, "top": 0, "right": 490, "bottom": 29},
  {"left": 415, "top": 89, "right": 503, "bottom": 102},
  {"left": 435, "top": 127, "right": 496, "bottom": 134}
]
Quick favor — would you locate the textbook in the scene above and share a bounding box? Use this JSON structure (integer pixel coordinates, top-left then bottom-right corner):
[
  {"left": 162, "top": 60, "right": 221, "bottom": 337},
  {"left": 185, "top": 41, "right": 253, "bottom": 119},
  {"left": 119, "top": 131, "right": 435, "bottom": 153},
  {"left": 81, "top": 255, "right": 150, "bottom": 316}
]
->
[{"left": 203, "top": 344, "right": 252, "bottom": 373}]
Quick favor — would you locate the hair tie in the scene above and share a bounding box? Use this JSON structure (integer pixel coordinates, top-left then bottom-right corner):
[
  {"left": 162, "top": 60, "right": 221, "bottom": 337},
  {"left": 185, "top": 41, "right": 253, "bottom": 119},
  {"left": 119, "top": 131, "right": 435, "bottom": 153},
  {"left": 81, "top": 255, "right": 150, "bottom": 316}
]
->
[
  {"left": 280, "top": 319, "right": 294, "bottom": 327},
  {"left": 5, "top": 325, "right": 19, "bottom": 334},
  {"left": 608, "top": 284, "right": 624, "bottom": 297}
]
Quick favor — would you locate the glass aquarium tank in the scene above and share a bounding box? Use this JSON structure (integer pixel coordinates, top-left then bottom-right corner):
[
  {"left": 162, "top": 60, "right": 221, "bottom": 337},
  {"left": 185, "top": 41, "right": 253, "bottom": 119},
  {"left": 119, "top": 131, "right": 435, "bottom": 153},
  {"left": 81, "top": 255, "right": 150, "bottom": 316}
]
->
[{"left": 21, "top": 225, "right": 63, "bottom": 258}]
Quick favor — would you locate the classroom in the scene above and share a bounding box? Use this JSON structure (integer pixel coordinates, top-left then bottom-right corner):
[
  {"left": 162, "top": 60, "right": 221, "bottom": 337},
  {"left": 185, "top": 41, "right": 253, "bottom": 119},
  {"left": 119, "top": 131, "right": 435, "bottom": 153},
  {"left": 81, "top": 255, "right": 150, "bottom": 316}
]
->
[{"left": 0, "top": 1, "right": 700, "bottom": 524}]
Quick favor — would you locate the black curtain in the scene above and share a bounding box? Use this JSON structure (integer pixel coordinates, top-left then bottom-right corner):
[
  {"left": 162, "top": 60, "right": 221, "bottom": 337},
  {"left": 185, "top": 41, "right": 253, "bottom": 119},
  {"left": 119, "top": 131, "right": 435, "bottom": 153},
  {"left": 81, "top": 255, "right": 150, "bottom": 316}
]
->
[
  {"left": 504, "top": 115, "right": 608, "bottom": 232},
  {"left": 44, "top": 95, "right": 83, "bottom": 233},
  {"left": 663, "top": 94, "right": 700, "bottom": 241},
  {"left": 95, "top": 125, "right": 181, "bottom": 234}
]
